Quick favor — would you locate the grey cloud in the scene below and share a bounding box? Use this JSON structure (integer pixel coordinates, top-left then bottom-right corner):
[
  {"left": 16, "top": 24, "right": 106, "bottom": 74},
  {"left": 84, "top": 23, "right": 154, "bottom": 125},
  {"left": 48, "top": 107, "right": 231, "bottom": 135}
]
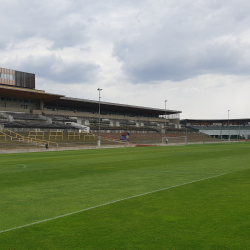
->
[
  {"left": 8, "top": 54, "right": 100, "bottom": 84},
  {"left": 0, "top": 0, "right": 89, "bottom": 50},
  {"left": 112, "top": 0, "right": 250, "bottom": 83},
  {"left": 0, "top": 38, "right": 9, "bottom": 50},
  {"left": 2, "top": 0, "right": 250, "bottom": 84},
  {"left": 114, "top": 39, "right": 250, "bottom": 82},
  {"left": 0, "top": 0, "right": 147, "bottom": 50},
  {"left": 47, "top": 22, "right": 88, "bottom": 50}
]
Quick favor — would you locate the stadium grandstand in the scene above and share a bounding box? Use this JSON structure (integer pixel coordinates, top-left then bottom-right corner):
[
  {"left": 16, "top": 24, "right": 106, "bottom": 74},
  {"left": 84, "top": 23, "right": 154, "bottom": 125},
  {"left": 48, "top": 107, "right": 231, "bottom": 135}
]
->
[
  {"left": 181, "top": 118, "right": 250, "bottom": 140},
  {"left": 0, "top": 67, "right": 185, "bottom": 148}
]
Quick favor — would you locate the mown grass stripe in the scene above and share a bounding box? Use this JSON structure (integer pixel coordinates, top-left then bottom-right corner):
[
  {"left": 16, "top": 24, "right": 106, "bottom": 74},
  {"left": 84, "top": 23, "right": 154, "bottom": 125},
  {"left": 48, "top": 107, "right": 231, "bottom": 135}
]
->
[{"left": 0, "top": 173, "right": 226, "bottom": 235}]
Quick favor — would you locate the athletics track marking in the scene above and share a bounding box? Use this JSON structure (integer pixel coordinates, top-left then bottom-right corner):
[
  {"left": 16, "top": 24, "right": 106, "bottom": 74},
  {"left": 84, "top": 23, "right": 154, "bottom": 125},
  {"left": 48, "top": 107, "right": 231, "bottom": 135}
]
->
[{"left": 0, "top": 173, "right": 226, "bottom": 234}]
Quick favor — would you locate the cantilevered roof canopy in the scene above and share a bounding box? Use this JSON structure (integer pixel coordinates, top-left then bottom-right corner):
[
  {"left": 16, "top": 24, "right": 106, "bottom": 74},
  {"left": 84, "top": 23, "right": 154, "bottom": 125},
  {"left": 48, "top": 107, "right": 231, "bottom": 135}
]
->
[
  {"left": 46, "top": 97, "right": 182, "bottom": 116},
  {"left": 181, "top": 118, "right": 250, "bottom": 124},
  {"left": 0, "top": 85, "right": 64, "bottom": 101},
  {"left": 0, "top": 85, "right": 182, "bottom": 116}
]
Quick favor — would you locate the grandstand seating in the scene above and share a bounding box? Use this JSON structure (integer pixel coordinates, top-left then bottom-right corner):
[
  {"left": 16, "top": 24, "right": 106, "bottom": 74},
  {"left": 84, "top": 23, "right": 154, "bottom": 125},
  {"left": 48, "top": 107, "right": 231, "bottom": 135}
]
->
[
  {"left": 0, "top": 112, "right": 80, "bottom": 130},
  {"left": 45, "top": 114, "right": 78, "bottom": 123},
  {"left": 6, "top": 112, "right": 46, "bottom": 121},
  {"left": 1, "top": 111, "right": 217, "bottom": 149},
  {"left": 0, "top": 111, "right": 180, "bottom": 136},
  {"left": 2, "top": 121, "right": 75, "bottom": 129}
]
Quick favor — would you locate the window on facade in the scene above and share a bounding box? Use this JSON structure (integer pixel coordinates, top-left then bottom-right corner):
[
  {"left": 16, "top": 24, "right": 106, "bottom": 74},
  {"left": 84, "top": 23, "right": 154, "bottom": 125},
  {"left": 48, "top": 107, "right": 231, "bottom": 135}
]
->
[
  {"left": 1, "top": 97, "right": 6, "bottom": 100},
  {"left": 13, "top": 98, "right": 17, "bottom": 101},
  {"left": 0, "top": 73, "right": 15, "bottom": 80},
  {"left": 24, "top": 99, "right": 29, "bottom": 102},
  {"left": 7, "top": 97, "right": 11, "bottom": 101}
]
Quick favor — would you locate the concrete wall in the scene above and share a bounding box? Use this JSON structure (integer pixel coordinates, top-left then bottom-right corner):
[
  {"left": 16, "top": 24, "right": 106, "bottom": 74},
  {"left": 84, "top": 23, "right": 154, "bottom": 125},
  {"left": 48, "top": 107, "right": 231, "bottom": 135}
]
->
[{"left": 0, "top": 97, "right": 40, "bottom": 111}]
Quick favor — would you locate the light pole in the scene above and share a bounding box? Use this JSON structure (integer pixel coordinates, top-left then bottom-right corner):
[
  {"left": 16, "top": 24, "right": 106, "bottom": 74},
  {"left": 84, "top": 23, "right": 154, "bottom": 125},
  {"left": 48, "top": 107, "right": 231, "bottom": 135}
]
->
[
  {"left": 239, "top": 125, "right": 241, "bottom": 144},
  {"left": 97, "top": 88, "right": 102, "bottom": 146},
  {"left": 228, "top": 110, "right": 230, "bottom": 141},
  {"left": 164, "top": 100, "right": 167, "bottom": 135}
]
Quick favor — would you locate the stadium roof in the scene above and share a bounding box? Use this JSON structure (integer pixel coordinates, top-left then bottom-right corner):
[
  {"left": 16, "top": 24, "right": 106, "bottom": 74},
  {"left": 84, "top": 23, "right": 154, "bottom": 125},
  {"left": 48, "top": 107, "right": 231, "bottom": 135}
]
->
[
  {"left": 181, "top": 118, "right": 250, "bottom": 123},
  {"left": 0, "top": 85, "right": 63, "bottom": 101},
  {"left": 45, "top": 97, "right": 182, "bottom": 116},
  {"left": 0, "top": 85, "right": 182, "bottom": 116}
]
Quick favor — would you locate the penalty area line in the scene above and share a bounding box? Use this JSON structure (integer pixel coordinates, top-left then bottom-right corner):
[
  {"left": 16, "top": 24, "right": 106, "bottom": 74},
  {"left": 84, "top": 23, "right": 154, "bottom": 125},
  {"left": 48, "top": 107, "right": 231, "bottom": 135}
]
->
[{"left": 0, "top": 173, "right": 226, "bottom": 235}]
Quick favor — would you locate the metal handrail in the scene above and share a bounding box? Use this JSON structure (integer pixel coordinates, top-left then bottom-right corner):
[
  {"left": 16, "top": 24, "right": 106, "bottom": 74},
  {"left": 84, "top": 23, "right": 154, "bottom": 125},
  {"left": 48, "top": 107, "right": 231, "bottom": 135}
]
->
[{"left": 3, "top": 129, "right": 58, "bottom": 147}]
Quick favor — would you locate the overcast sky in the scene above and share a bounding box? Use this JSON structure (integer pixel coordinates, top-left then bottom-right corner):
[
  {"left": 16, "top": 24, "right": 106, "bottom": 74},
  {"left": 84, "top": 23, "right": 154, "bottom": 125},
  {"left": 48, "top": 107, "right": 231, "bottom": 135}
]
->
[{"left": 1, "top": 0, "right": 250, "bottom": 119}]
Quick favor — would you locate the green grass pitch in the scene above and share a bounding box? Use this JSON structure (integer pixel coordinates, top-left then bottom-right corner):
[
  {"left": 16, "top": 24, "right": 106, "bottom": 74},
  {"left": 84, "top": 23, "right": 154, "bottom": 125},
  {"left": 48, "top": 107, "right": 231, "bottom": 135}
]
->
[{"left": 0, "top": 143, "right": 250, "bottom": 249}]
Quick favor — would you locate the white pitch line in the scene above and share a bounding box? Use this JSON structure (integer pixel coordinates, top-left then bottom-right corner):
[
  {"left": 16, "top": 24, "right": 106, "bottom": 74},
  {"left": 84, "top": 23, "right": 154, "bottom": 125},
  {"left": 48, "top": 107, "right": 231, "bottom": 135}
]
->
[
  {"left": 16, "top": 164, "right": 26, "bottom": 168},
  {"left": 0, "top": 173, "right": 226, "bottom": 235}
]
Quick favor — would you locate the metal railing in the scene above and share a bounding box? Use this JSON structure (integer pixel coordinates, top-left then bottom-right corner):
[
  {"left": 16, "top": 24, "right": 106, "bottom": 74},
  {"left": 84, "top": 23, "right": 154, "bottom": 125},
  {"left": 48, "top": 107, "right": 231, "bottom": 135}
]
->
[{"left": 3, "top": 129, "right": 58, "bottom": 147}]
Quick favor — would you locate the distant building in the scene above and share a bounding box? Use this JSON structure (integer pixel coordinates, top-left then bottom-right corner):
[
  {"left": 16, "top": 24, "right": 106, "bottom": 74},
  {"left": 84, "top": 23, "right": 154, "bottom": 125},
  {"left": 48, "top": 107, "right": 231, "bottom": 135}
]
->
[
  {"left": 0, "top": 67, "right": 35, "bottom": 89},
  {"left": 181, "top": 118, "right": 250, "bottom": 139}
]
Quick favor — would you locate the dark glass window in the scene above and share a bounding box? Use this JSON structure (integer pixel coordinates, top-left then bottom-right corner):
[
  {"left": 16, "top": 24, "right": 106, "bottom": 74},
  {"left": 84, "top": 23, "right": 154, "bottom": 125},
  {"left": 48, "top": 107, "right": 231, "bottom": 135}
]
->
[
  {"left": 13, "top": 98, "right": 17, "bottom": 101},
  {"left": 15, "top": 71, "right": 35, "bottom": 89},
  {"left": 1, "top": 97, "right": 6, "bottom": 100},
  {"left": 7, "top": 97, "right": 11, "bottom": 101}
]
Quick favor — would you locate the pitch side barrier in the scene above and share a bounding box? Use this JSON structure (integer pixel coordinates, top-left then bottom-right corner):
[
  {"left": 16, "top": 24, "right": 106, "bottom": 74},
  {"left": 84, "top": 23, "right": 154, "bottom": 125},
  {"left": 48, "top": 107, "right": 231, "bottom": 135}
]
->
[
  {"left": 28, "top": 131, "right": 45, "bottom": 140},
  {"left": 85, "top": 131, "right": 129, "bottom": 144}
]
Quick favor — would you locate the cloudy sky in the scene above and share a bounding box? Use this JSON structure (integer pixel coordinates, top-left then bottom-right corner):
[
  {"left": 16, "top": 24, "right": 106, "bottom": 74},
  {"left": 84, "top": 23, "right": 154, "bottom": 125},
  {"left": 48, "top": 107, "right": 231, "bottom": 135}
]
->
[{"left": 1, "top": 0, "right": 250, "bottom": 119}]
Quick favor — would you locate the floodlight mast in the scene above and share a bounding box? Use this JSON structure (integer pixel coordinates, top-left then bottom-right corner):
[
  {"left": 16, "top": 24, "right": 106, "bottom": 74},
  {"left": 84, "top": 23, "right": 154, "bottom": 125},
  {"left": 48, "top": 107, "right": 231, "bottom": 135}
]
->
[
  {"left": 228, "top": 110, "right": 230, "bottom": 142},
  {"left": 165, "top": 100, "right": 167, "bottom": 135},
  {"left": 97, "top": 88, "right": 103, "bottom": 146}
]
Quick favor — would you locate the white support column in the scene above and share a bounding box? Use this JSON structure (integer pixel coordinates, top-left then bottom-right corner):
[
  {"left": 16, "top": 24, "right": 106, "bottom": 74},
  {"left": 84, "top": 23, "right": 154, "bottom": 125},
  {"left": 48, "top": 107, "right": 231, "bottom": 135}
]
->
[{"left": 40, "top": 99, "right": 44, "bottom": 111}]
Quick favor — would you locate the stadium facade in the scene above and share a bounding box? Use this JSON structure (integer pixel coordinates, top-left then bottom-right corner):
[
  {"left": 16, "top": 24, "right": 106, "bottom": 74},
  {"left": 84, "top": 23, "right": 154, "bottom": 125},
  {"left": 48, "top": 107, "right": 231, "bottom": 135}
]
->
[{"left": 0, "top": 67, "right": 182, "bottom": 132}]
